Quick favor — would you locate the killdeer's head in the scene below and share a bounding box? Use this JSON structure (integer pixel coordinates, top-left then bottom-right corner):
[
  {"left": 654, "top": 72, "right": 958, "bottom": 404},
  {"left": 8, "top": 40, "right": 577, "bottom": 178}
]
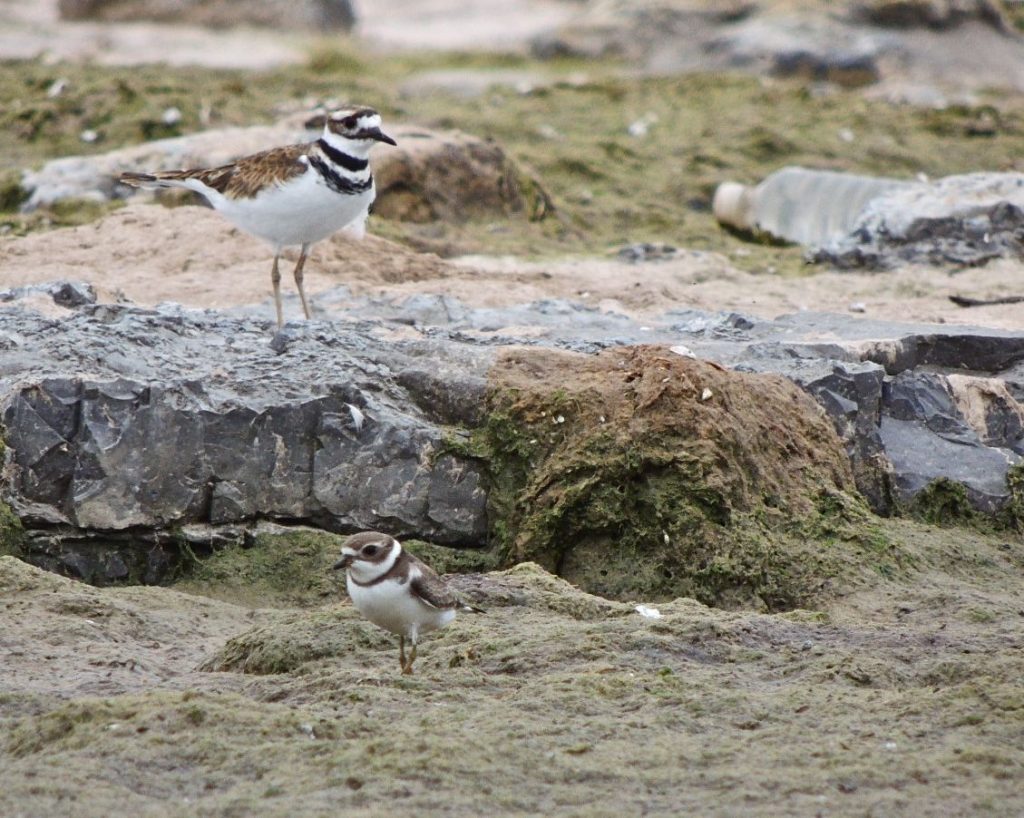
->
[
  {"left": 324, "top": 107, "right": 397, "bottom": 154},
  {"left": 333, "top": 531, "right": 400, "bottom": 582}
]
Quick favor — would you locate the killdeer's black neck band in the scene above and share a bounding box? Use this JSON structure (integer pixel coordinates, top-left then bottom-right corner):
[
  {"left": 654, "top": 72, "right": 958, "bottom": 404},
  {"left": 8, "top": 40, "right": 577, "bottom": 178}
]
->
[
  {"left": 309, "top": 156, "right": 373, "bottom": 195},
  {"left": 317, "top": 139, "right": 369, "bottom": 172}
]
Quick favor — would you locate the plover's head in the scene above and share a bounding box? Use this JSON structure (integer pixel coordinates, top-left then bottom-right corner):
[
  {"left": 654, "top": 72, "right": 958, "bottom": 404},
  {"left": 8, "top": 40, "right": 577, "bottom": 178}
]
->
[
  {"left": 324, "top": 107, "right": 397, "bottom": 151},
  {"left": 333, "top": 531, "right": 400, "bottom": 582}
]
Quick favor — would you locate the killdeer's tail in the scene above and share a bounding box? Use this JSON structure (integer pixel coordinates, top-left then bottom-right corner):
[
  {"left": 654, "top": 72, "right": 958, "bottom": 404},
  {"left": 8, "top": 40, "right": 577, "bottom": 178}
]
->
[{"left": 118, "top": 170, "right": 198, "bottom": 190}]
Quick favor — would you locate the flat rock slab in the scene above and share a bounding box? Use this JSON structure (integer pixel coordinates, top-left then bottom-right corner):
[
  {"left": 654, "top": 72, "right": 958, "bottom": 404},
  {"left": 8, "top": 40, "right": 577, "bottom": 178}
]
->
[
  {"left": 0, "top": 296, "right": 493, "bottom": 568},
  {"left": 1, "top": 282, "right": 1022, "bottom": 584}
]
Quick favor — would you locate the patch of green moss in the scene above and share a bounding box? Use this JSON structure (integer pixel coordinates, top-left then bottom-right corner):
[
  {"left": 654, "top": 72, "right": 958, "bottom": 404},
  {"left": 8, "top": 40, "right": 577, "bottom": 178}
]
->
[
  {"left": 911, "top": 478, "right": 983, "bottom": 527},
  {"left": 173, "top": 526, "right": 344, "bottom": 608},
  {"left": 0, "top": 504, "right": 23, "bottom": 558},
  {"left": 0, "top": 434, "right": 25, "bottom": 558},
  {"left": 401, "top": 539, "right": 500, "bottom": 575},
  {"left": 1003, "top": 463, "right": 1024, "bottom": 533},
  {"left": 200, "top": 607, "right": 392, "bottom": 675},
  {"left": 173, "top": 525, "right": 495, "bottom": 607},
  {"left": 0, "top": 169, "right": 26, "bottom": 212},
  {"left": 0, "top": 198, "right": 124, "bottom": 237}
]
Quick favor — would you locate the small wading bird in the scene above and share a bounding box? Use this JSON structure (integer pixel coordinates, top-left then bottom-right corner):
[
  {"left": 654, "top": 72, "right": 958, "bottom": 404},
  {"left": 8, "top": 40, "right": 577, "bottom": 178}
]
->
[
  {"left": 333, "top": 532, "right": 484, "bottom": 675},
  {"left": 119, "top": 107, "right": 396, "bottom": 327}
]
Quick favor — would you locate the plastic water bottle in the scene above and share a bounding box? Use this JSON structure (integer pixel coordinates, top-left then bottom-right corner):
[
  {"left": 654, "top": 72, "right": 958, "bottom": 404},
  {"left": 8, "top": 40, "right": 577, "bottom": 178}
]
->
[{"left": 713, "top": 166, "right": 911, "bottom": 246}]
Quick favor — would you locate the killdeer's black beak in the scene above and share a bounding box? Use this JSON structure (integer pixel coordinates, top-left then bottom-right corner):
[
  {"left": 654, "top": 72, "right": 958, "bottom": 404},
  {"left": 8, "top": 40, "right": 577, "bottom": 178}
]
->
[
  {"left": 359, "top": 127, "right": 397, "bottom": 146},
  {"left": 332, "top": 555, "right": 353, "bottom": 571}
]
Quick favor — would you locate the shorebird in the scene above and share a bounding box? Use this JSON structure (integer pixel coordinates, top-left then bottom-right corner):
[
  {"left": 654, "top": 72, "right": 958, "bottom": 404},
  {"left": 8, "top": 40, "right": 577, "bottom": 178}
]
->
[
  {"left": 333, "top": 531, "right": 484, "bottom": 675},
  {"left": 119, "top": 107, "right": 396, "bottom": 327}
]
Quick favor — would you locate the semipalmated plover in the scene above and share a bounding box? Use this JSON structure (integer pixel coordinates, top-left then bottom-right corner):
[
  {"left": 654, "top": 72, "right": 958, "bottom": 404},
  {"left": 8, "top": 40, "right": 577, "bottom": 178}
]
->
[{"left": 333, "top": 531, "right": 483, "bottom": 675}]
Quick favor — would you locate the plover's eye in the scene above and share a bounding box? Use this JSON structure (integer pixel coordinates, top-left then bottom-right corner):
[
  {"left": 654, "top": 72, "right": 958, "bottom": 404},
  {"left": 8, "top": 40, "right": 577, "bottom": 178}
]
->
[
  {"left": 362, "top": 545, "right": 379, "bottom": 557},
  {"left": 342, "top": 116, "right": 358, "bottom": 129}
]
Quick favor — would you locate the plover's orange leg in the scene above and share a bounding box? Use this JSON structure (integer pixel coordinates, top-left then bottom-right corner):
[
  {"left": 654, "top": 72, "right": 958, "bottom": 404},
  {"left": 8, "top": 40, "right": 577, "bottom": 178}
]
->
[
  {"left": 293, "top": 243, "right": 312, "bottom": 320},
  {"left": 399, "top": 635, "right": 408, "bottom": 673},
  {"left": 403, "top": 642, "right": 417, "bottom": 675}
]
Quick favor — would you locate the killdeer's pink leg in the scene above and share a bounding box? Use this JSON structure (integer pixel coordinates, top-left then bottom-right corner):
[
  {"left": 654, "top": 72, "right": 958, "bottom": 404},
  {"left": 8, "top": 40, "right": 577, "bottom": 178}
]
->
[{"left": 293, "top": 243, "right": 312, "bottom": 320}]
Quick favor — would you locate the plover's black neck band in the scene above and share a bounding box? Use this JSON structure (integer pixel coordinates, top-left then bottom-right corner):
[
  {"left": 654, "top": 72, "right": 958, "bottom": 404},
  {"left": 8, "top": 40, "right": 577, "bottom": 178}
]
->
[
  {"left": 317, "top": 139, "right": 369, "bottom": 172},
  {"left": 350, "top": 551, "right": 408, "bottom": 587}
]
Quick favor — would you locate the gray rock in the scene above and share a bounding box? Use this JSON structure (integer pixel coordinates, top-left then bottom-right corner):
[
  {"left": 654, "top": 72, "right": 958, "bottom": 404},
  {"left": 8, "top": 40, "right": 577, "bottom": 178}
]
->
[
  {"left": 813, "top": 173, "right": 1024, "bottom": 269},
  {"left": 717, "top": 169, "right": 1024, "bottom": 270},
  {"left": 879, "top": 417, "right": 1020, "bottom": 513},
  {"left": 1, "top": 288, "right": 1022, "bottom": 582},
  {"left": 0, "top": 302, "right": 492, "bottom": 582}
]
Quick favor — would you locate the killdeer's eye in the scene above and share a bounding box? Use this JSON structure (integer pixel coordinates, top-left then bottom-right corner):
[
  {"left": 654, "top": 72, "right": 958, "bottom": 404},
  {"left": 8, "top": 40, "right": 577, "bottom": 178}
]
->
[
  {"left": 362, "top": 545, "right": 379, "bottom": 557},
  {"left": 342, "top": 116, "right": 358, "bottom": 129}
]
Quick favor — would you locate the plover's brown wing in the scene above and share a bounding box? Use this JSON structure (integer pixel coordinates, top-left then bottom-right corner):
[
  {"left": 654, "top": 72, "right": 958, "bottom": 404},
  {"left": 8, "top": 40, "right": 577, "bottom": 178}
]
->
[
  {"left": 409, "top": 568, "right": 461, "bottom": 611},
  {"left": 408, "top": 559, "right": 485, "bottom": 614},
  {"left": 119, "top": 142, "right": 313, "bottom": 200}
]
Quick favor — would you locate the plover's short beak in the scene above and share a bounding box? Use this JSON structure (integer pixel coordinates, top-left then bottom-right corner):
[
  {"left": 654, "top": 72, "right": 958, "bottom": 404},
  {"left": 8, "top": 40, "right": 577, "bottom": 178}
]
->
[
  {"left": 360, "top": 127, "right": 397, "bottom": 146},
  {"left": 332, "top": 555, "right": 353, "bottom": 571}
]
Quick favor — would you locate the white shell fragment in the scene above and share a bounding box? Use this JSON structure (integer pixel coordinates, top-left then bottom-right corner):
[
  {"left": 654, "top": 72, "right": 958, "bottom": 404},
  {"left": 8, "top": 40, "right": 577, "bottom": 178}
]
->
[
  {"left": 635, "top": 605, "right": 662, "bottom": 619},
  {"left": 347, "top": 403, "right": 365, "bottom": 431}
]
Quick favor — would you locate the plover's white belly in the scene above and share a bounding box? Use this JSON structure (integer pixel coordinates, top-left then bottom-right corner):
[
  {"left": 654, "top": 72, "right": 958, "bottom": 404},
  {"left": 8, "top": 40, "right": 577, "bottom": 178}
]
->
[
  {"left": 217, "top": 169, "right": 374, "bottom": 248},
  {"left": 347, "top": 576, "right": 456, "bottom": 640}
]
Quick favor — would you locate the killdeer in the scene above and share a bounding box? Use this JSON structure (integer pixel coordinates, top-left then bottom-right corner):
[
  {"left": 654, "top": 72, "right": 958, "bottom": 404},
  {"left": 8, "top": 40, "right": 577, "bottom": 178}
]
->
[
  {"left": 332, "top": 531, "right": 484, "bottom": 675},
  {"left": 118, "top": 107, "right": 397, "bottom": 327}
]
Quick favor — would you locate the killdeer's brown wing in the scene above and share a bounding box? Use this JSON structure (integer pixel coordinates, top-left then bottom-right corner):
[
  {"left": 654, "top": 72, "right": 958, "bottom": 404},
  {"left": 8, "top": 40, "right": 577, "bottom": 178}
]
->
[{"left": 121, "top": 142, "right": 314, "bottom": 200}]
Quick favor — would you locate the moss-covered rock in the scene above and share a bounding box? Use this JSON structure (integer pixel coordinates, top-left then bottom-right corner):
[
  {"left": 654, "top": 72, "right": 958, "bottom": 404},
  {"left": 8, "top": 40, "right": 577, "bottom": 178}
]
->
[{"left": 477, "top": 345, "right": 892, "bottom": 609}]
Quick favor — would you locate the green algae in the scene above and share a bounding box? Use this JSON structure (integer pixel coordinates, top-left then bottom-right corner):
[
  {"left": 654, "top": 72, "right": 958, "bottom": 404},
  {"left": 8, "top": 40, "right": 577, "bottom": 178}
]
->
[
  {"left": 400, "top": 538, "right": 500, "bottom": 575},
  {"left": 910, "top": 471, "right": 1024, "bottom": 534},
  {"left": 8, "top": 536, "right": 1024, "bottom": 818},
  {"left": 4, "top": 539, "right": 1024, "bottom": 817},
  {"left": 200, "top": 606, "right": 392, "bottom": 675}
]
